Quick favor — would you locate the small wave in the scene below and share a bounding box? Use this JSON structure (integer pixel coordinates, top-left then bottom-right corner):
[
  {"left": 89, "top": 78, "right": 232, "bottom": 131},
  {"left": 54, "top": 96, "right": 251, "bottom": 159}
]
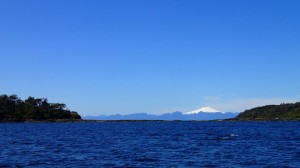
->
[{"left": 216, "top": 134, "right": 239, "bottom": 140}]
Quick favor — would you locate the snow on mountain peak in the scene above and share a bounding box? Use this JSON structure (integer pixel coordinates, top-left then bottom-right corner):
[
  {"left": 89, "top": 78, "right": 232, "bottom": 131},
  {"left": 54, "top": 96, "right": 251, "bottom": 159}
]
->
[{"left": 184, "top": 106, "right": 223, "bottom": 114}]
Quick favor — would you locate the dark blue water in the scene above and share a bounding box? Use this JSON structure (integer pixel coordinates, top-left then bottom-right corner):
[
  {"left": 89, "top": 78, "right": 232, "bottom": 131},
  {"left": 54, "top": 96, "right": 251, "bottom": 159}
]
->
[{"left": 1, "top": 122, "right": 300, "bottom": 167}]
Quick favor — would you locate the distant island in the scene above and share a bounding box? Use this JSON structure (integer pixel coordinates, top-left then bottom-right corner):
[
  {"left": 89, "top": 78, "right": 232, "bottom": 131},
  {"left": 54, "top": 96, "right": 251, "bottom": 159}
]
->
[
  {"left": 235, "top": 102, "right": 300, "bottom": 121},
  {"left": 0, "top": 94, "right": 81, "bottom": 122}
]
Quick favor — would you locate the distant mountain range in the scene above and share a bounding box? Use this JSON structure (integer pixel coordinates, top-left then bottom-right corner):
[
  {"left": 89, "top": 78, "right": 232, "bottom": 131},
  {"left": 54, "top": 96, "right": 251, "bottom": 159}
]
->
[{"left": 83, "top": 107, "right": 239, "bottom": 120}]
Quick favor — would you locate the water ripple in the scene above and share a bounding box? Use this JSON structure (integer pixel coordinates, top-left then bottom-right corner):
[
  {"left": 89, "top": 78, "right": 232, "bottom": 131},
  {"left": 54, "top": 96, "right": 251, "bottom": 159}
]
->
[{"left": 0, "top": 122, "right": 300, "bottom": 167}]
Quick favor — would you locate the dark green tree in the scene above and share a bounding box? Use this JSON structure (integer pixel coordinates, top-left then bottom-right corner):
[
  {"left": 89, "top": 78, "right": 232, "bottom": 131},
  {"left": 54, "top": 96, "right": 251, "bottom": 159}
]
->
[
  {"left": 0, "top": 94, "right": 81, "bottom": 122},
  {"left": 235, "top": 102, "right": 300, "bottom": 120}
]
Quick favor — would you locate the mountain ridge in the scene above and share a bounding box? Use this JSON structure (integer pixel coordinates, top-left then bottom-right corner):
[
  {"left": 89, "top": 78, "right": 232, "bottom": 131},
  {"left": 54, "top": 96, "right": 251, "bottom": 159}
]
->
[{"left": 83, "top": 111, "right": 238, "bottom": 120}]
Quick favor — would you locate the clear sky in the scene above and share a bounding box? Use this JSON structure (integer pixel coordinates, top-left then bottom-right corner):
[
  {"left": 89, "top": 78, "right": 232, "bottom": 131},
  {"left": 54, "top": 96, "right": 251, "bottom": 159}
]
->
[{"left": 1, "top": 0, "right": 300, "bottom": 115}]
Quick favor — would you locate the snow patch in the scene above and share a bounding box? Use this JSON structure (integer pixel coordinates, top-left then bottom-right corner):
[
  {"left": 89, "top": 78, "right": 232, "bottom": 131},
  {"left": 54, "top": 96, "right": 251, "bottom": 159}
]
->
[{"left": 184, "top": 106, "right": 223, "bottom": 114}]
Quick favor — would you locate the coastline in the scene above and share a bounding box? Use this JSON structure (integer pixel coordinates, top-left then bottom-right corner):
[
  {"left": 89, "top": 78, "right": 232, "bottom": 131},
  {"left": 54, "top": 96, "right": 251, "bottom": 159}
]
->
[{"left": 1, "top": 118, "right": 299, "bottom": 123}]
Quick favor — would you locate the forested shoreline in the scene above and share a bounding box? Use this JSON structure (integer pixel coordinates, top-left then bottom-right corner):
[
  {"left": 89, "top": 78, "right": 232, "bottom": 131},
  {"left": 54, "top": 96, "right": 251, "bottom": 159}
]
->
[
  {"left": 0, "top": 94, "right": 81, "bottom": 122},
  {"left": 235, "top": 102, "right": 300, "bottom": 120},
  {"left": 2, "top": 94, "right": 300, "bottom": 122}
]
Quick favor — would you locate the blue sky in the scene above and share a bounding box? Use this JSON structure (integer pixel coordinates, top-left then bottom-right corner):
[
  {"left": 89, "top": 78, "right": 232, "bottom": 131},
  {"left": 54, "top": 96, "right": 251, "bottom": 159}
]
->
[{"left": 1, "top": 0, "right": 300, "bottom": 115}]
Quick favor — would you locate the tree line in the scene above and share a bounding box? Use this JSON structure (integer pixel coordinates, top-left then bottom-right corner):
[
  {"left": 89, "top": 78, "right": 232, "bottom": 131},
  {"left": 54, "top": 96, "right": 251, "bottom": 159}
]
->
[
  {"left": 0, "top": 94, "right": 81, "bottom": 122},
  {"left": 235, "top": 102, "right": 300, "bottom": 120}
]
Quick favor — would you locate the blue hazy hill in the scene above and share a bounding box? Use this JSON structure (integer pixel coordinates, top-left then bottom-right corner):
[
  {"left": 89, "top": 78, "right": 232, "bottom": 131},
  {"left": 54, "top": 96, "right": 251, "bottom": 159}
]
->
[{"left": 83, "top": 112, "right": 238, "bottom": 120}]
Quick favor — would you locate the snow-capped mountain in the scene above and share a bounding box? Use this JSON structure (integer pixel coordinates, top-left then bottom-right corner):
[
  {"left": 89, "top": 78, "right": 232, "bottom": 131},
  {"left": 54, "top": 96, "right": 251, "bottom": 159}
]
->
[{"left": 184, "top": 106, "right": 223, "bottom": 114}]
